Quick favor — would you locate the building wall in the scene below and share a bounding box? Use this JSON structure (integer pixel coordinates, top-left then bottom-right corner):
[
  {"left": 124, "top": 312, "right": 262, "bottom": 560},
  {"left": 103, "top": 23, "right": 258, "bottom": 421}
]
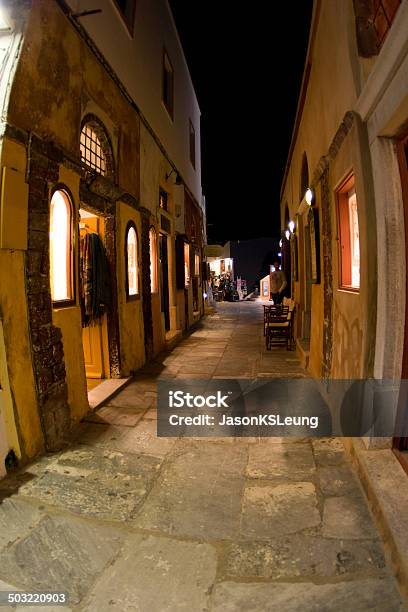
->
[
  {"left": 65, "top": 0, "right": 201, "bottom": 203},
  {"left": 0, "top": 0, "right": 204, "bottom": 467},
  {"left": 281, "top": 0, "right": 376, "bottom": 381},
  {"left": 281, "top": 0, "right": 408, "bottom": 450}
]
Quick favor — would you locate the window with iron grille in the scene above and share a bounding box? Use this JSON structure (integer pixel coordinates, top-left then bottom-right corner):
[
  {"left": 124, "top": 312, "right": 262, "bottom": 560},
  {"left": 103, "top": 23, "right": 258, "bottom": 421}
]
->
[{"left": 80, "top": 116, "right": 114, "bottom": 177}]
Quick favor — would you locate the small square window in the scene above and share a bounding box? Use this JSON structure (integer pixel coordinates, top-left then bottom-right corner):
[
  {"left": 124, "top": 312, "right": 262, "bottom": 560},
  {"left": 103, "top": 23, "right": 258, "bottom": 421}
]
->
[
  {"left": 337, "top": 174, "right": 360, "bottom": 290},
  {"left": 189, "top": 120, "right": 196, "bottom": 169},
  {"left": 162, "top": 50, "right": 174, "bottom": 119}
]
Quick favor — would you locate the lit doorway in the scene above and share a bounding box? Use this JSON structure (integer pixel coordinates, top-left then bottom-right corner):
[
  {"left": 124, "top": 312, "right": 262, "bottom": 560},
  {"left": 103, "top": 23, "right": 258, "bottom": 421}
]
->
[{"left": 79, "top": 208, "right": 110, "bottom": 392}]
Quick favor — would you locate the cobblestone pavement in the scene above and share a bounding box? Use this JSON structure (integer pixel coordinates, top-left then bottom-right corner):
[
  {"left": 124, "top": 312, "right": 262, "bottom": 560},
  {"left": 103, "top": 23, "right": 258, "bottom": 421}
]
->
[{"left": 0, "top": 302, "right": 406, "bottom": 611}]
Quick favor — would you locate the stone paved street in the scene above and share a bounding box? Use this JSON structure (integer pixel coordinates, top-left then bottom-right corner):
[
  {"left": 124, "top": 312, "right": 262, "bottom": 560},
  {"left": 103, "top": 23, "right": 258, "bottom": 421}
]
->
[{"left": 0, "top": 302, "right": 406, "bottom": 611}]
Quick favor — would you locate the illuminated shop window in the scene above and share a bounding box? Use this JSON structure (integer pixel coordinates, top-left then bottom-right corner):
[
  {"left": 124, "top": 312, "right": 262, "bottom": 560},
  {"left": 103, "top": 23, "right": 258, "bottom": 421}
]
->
[
  {"left": 337, "top": 175, "right": 360, "bottom": 290},
  {"left": 80, "top": 117, "right": 113, "bottom": 176},
  {"left": 184, "top": 242, "right": 190, "bottom": 287},
  {"left": 49, "top": 190, "right": 74, "bottom": 303},
  {"left": 149, "top": 226, "right": 158, "bottom": 293},
  {"left": 126, "top": 223, "right": 138, "bottom": 298}
]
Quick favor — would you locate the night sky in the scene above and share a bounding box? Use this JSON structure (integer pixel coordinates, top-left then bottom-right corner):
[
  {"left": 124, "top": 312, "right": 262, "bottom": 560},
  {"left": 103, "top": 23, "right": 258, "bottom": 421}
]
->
[{"left": 169, "top": 2, "right": 314, "bottom": 244}]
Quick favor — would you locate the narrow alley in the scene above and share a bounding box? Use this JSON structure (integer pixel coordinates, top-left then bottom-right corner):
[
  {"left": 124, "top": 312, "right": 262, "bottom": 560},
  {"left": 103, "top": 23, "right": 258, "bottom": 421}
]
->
[{"left": 0, "top": 301, "right": 405, "bottom": 611}]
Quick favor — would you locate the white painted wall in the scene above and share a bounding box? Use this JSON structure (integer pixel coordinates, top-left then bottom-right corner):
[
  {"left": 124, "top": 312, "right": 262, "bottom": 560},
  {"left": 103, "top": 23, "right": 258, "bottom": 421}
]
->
[{"left": 66, "top": 0, "right": 202, "bottom": 203}]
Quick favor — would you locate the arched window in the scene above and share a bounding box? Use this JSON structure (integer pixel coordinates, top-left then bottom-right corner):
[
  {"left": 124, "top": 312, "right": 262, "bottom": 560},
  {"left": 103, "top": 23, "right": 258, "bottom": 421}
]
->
[
  {"left": 300, "top": 153, "right": 309, "bottom": 202},
  {"left": 49, "top": 189, "right": 74, "bottom": 303},
  {"left": 125, "top": 223, "right": 139, "bottom": 298},
  {"left": 80, "top": 115, "right": 114, "bottom": 177},
  {"left": 149, "top": 226, "right": 158, "bottom": 293}
]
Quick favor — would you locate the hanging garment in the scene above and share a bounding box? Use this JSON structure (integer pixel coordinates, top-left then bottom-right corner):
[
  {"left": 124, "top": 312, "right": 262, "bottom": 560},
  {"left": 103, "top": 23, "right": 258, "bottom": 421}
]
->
[{"left": 80, "top": 232, "right": 112, "bottom": 326}]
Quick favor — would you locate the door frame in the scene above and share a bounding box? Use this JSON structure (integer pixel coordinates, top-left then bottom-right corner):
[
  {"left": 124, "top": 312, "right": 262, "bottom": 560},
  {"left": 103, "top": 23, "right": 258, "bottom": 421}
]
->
[
  {"left": 78, "top": 195, "right": 121, "bottom": 378},
  {"left": 393, "top": 130, "right": 408, "bottom": 467}
]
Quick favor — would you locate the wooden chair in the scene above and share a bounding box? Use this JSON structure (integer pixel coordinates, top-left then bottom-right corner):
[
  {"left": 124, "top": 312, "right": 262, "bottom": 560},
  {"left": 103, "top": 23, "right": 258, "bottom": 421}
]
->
[{"left": 265, "top": 303, "right": 295, "bottom": 350}]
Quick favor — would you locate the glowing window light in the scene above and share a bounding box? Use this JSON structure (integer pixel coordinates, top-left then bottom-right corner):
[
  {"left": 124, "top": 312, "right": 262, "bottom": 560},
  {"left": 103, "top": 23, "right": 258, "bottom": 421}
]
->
[
  {"left": 127, "top": 226, "right": 138, "bottom": 295},
  {"left": 49, "top": 190, "right": 72, "bottom": 302},
  {"left": 285, "top": 230, "right": 290, "bottom": 240},
  {"left": 288, "top": 220, "right": 295, "bottom": 233}
]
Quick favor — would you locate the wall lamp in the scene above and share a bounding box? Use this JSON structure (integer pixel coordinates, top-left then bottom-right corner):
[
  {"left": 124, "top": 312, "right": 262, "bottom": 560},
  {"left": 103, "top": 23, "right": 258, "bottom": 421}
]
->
[
  {"left": 165, "top": 168, "right": 183, "bottom": 185},
  {"left": 288, "top": 220, "right": 295, "bottom": 234},
  {"left": 305, "top": 187, "right": 314, "bottom": 206},
  {"left": 285, "top": 230, "right": 290, "bottom": 240}
]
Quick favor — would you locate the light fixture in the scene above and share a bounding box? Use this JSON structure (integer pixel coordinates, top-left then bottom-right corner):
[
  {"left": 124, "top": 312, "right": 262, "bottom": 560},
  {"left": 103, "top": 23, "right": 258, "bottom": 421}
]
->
[
  {"left": 165, "top": 168, "right": 183, "bottom": 185},
  {"left": 288, "top": 220, "right": 295, "bottom": 234},
  {"left": 285, "top": 230, "right": 290, "bottom": 240},
  {"left": 0, "top": 8, "right": 11, "bottom": 31},
  {"left": 279, "top": 239, "right": 282, "bottom": 248},
  {"left": 305, "top": 187, "right": 313, "bottom": 206},
  {"left": 277, "top": 252, "right": 282, "bottom": 257}
]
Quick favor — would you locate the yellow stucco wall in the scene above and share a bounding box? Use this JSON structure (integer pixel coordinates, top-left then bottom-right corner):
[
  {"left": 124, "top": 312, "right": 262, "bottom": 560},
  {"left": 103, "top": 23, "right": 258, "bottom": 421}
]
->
[
  {"left": 0, "top": 139, "right": 44, "bottom": 458},
  {"left": 117, "top": 202, "right": 145, "bottom": 375},
  {"left": 280, "top": 0, "right": 376, "bottom": 380}
]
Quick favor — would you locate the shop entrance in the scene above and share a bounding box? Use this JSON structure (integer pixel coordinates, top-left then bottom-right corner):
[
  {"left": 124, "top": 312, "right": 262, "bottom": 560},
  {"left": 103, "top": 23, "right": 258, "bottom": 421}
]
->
[
  {"left": 159, "top": 233, "right": 170, "bottom": 331},
  {"left": 79, "top": 209, "right": 110, "bottom": 391}
]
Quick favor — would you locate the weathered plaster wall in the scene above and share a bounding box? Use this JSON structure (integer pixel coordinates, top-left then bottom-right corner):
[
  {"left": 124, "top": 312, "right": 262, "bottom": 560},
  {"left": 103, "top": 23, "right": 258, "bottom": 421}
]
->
[
  {"left": 280, "top": 0, "right": 377, "bottom": 381},
  {"left": 7, "top": 0, "right": 140, "bottom": 201},
  {"left": 0, "top": 139, "right": 43, "bottom": 458}
]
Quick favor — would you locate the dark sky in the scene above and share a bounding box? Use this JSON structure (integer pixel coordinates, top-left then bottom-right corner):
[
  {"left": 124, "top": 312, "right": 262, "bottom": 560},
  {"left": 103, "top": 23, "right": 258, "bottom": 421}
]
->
[{"left": 169, "top": 2, "right": 314, "bottom": 244}]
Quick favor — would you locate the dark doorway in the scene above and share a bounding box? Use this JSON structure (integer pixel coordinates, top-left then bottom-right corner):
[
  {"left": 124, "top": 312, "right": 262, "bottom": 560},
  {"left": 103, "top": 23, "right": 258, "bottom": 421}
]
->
[{"left": 159, "top": 233, "right": 170, "bottom": 331}]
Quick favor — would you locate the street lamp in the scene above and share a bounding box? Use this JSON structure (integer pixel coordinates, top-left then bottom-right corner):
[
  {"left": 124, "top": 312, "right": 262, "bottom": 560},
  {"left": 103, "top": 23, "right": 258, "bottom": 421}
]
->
[{"left": 305, "top": 188, "right": 313, "bottom": 206}]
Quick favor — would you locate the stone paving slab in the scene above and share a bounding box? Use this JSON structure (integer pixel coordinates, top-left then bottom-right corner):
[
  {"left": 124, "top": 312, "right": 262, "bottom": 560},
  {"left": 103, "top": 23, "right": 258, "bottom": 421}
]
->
[
  {"left": 0, "top": 515, "right": 123, "bottom": 605},
  {"left": 111, "top": 419, "right": 176, "bottom": 458},
  {"left": 318, "top": 464, "right": 362, "bottom": 496},
  {"left": 240, "top": 482, "right": 321, "bottom": 539},
  {"left": 84, "top": 405, "right": 146, "bottom": 427},
  {"left": 134, "top": 442, "right": 247, "bottom": 539},
  {"left": 246, "top": 442, "right": 316, "bottom": 481},
  {"left": 17, "top": 446, "right": 161, "bottom": 521},
  {"left": 322, "top": 495, "right": 379, "bottom": 539},
  {"left": 210, "top": 578, "right": 407, "bottom": 612},
  {"left": 224, "top": 534, "right": 386, "bottom": 579},
  {"left": 82, "top": 534, "right": 217, "bottom": 612},
  {"left": 312, "top": 438, "right": 347, "bottom": 465},
  {"left": 0, "top": 497, "right": 44, "bottom": 549}
]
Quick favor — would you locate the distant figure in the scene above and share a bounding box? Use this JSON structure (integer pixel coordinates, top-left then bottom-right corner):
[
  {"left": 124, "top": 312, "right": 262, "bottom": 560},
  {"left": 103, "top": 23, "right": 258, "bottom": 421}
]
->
[{"left": 270, "top": 258, "right": 287, "bottom": 305}]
